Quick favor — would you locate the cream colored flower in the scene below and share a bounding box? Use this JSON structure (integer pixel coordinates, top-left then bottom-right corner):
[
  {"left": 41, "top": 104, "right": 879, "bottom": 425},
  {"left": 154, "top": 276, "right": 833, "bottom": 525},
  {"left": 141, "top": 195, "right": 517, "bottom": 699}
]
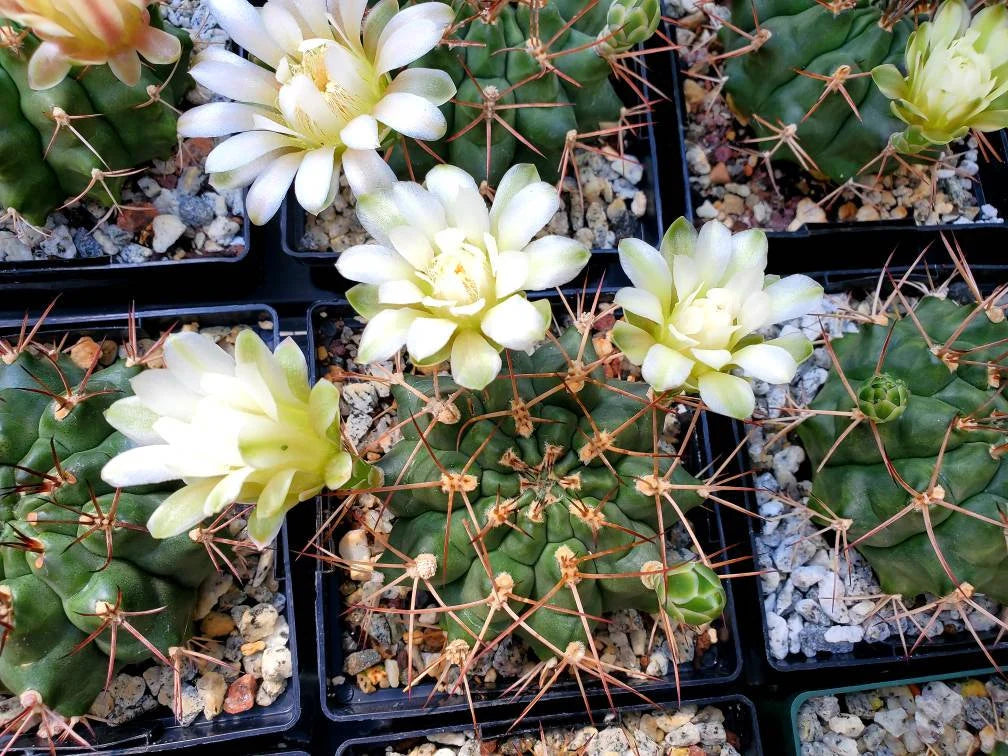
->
[
  {"left": 101, "top": 330, "right": 377, "bottom": 548},
  {"left": 337, "top": 163, "right": 590, "bottom": 390},
  {"left": 873, "top": 0, "right": 1008, "bottom": 152},
  {"left": 612, "top": 218, "right": 823, "bottom": 419},
  {"left": 178, "top": 0, "right": 456, "bottom": 225},
  {"left": 0, "top": 0, "right": 182, "bottom": 89}
]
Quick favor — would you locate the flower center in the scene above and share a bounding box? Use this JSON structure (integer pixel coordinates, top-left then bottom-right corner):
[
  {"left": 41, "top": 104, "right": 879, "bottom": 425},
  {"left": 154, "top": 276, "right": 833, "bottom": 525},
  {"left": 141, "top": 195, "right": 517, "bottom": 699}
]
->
[{"left": 424, "top": 230, "right": 492, "bottom": 306}]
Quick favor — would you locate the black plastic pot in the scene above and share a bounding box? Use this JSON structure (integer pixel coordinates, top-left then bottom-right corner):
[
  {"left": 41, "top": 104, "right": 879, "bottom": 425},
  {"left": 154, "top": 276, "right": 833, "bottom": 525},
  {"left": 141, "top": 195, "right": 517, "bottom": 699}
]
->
[
  {"left": 0, "top": 303, "right": 300, "bottom": 754},
  {"left": 279, "top": 66, "right": 666, "bottom": 291},
  {"left": 306, "top": 296, "right": 742, "bottom": 726},
  {"left": 664, "top": 32, "right": 1008, "bottom": 271},
  {"left": 724, "top": 262, "right": 1008, "bottom": 674},
  {"left": 334, "top": 694, "right": 762, "bottom": 755}
]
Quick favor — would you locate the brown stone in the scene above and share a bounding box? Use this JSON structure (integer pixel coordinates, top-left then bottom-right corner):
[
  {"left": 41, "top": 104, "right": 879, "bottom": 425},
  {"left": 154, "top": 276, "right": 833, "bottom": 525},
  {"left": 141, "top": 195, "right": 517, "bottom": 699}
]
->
[
  {"left": 117, "top": 203, "right": 158, "bottom": 234},
  {"left": 200, "top": 611, "right": 235, "bottom": 638},
  {"left": 721, "top": 192, "right": 745, "bottom": 216},
  {"left": 709, "top": 162, "right": 731, "bottom": 185},
  {"left": 184, "top": 137, "right": 214, "bottom": 164},
  {"left": 837, "top": 201, "right": 858, "bottom": 222},
  {"left": 856, "top": 205, "right": 881, "bottom": 222},
  {"left": 682, "top": 78, "right": 707, "bottom": 111},
  {"left": 69, "top": 337, "right": 101, "bottom": 369},
  {"left": 240, "top": 640, "right": 266, "bottom": 656},
  {"left": 222, "top": 673, "right": 257, "bottom": 714}
]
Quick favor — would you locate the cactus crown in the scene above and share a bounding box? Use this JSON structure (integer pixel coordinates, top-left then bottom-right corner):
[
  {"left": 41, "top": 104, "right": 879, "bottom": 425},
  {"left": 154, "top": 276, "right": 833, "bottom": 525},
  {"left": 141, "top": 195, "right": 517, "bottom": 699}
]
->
[
  {"left": 390, "top": 0, "right": 662, "bottom": 186},
  {"left": 321, "top": 298, "right": 730, "bottom": 717},
  {"left": 0, "top": 309, "right": 252, "bottom": 745},
  {"left": 797, "top": 278, "right": 1008, "bottom": 629}
]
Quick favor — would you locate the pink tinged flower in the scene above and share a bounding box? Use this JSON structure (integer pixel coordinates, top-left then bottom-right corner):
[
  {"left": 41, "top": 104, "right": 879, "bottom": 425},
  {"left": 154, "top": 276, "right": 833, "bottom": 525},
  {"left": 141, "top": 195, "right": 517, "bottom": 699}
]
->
[
  {"left": 0, "top": 0, "right": 183, "bottom": 89},
  {"left": 178, "top": 0, "right": 457, "bottom": 226}
]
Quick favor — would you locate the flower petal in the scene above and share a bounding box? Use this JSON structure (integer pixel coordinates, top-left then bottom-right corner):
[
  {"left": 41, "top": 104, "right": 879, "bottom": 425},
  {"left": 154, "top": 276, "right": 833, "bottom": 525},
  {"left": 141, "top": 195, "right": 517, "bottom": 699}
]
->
[
  {"left": 615, "top": 286, "right": 664, "bottom": 325},
  {"left": 178, "top": 102, "right": 272, "bottom": 138},
  {"left": 698, "top": 372, "right": 755, "bottom": 419},
  {"left": 489, "top": 163, "right": 539, "bottom": 229},
  {"left": 522, "top": 236, "right": 589, "bottom": 290},
  {"left": 189, "top": 49, "right": 280, "bottom": 106},
  {"left": 108, "top": 51, "right": 141, "bottom": 87},
  {"left": 101, "top": 445, "right": 182, "bottom": 488},
  {"left": 691, "top": 348, "right": 733, "bottom": 370},
  {"left": 208, "top": 0, "right": 285, "bottom": 68},
  {"left": 342, "top": 148, "right": 397, "bottom": 197},
  {"left": 147, "top": 479, "right": 221, "bottom": 538},
  {"left": 450, "top": 330, "right": 502, "bottom": 390},
  {"left": 357, "top": 308, "right": 419, "bottom": 363},
  {"left": 104, "top": 396, "right": 163, "bottom": 446},
  {"left": 871, "top": 63, "right": 908, "bottom": 100},
  {"left": 481, "top": 295, "right": 549, "bottom": 351},
  {"left": 295, "top": 145, "right": 338, "bottom": 215},
  {"left": 731, "top": 343, "right": 798, "bottom": 384},
  {"left": 378, "top": 279, "right": 425, "bottom": 304},
  {"left": 494, "top": 250, "right": 530, "bottom": 299},
  {"left": 337, "top": 244, "right": 415, "bottom": 284},
  {"left": 274, "top": 338, "right": 311, "bottom": 402},
  {"left": 309, "top": 378, "right": 342, "bottom": 442},
  {"left": 374, "top": 2, "right": 454, "bottom": 74},
  {"left": 135, "top": 25, "right": 183, "bottom": 64},
  {"left": 388, "top": 68, "right": 457, "bottom": 105},
  {"left": 246, "top": 151, "right": 303, "bottom": 225},
  {"left": 206, "top": 131, "right": 297, "bottom": 174},
  {"left": 346, "top": 284, "right": 381, "bottom": 320},
  {"left": 373, "top": 92, "right": 448, "bottom": 140},
  {"left": 763, "top": 274, "right": 824, "bottom": 325},
  {"left": 493, "top": 181, "right": 561, "bottom": 251},
  {"left": 424, "top": 165, "right": 490, "bottom": 244},
  {"left": 618, "top": 238, "right": 672, "bottom": 312},
  {"left": 387, "top": 226, "right": 435, "bottom": 269},
  {"left": 340, "top": 114, "right": 381, "bottom": 150},
  {"left": 641, "top": 344, "right": 693, "bottom": 392},
  {"left": 611, "top": 320, "right": 656, "bottom": 365},
  {"left": 130, "top": 368, "right": 200, "bottom": 421},
  {"left": 407, "top": 317, "right": 458, "bottom": 361},
  {"left": 693, "top": 220, "right": 733, "bottom": 287},
  {"left": 765, "top": 333, "right": 814, "bottom": 365},
  {"left": 659, "top": 216, "right": 698, "bottom": 263},
  {"left": 26, "top": 42, "right": 72, "bottom": 90}
]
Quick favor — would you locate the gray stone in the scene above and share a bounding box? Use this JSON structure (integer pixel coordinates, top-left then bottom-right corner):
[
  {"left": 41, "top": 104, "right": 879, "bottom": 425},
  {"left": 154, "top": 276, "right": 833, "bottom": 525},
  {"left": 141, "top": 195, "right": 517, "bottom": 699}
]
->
[
  {"left": 179, "top": 194, "right": 215, "bottom": 227},
  {"left": 72, "top": 228, "right": 105, "bottom": 258},
  {"left": 118, "top": 243, "right": 154, "bottom": 263},
  {"left": 344, "top": 648, "right": 380, "bottom": 675}
]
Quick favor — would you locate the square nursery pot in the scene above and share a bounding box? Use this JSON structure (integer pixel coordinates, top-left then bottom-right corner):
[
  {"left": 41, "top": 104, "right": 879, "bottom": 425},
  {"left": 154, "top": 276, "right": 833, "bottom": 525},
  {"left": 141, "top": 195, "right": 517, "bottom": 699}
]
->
[
  {"left": 0, "top": 303, "right": 300, "bottom": 753},
  {"left": 665, "top": 36, "right": 1008, "bottom": 272},
  {"left": 333, "top": 694, "right": 762, "bottom": 754},
  {"left": 725, "top": 261, "right": 1008, "bottom": 675},
  {"left": 789, "top": 667, "right": 998, "bottom": 756},
  {"left": 279, "top": 62, "right": 665, "bottom": 291},
  {"left": 306, "top": 295, "right": 742, "bottom": 726}
]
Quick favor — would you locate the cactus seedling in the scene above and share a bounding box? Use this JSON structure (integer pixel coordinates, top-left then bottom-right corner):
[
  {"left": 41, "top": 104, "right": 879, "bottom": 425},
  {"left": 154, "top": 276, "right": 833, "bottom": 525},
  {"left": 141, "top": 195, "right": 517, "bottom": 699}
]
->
[
  {"left": 315, "top": 293, "right": 739, "bottom": 723},
  {"left": 389, "top": 0, "right": 663, "bottom": 188},
  {"left": 720, "top": 0, "right": 1008, "bottom": 184},
  {"left": 0, "top": 2, "right": 192, "bottom": 226},
  {"left": 0, "top": 307, "right": 257, "bottom": 747}
]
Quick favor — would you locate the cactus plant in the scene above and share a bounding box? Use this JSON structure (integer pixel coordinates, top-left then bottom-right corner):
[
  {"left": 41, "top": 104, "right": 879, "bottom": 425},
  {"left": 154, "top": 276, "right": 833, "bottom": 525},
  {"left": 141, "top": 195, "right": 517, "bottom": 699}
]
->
[
  {"left": 332, "top": 317, "right": 727, "bottom": 705},
  {"left": 388, "top": 0, "right": 662, "bottom": 186},
  {"left": 720, "top": 0, "right": 1008, "bottom": 184},
  {"left": 0, "top": 2, "right": 192, "bottom": 225},
  {"left": 798, "top": 293, "right": 1008, "bottom": 607},
  {"left": 0, "top": 316, "right": 234, "bottom": 733}
]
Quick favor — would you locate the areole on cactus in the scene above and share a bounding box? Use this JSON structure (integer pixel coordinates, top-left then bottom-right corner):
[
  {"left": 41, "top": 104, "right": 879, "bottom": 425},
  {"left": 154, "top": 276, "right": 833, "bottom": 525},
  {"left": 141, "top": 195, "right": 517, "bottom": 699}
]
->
[
  {"left": 180, "top": 0, "right": 456, "bottom": 225},
  {"left": 336, "top": 162, "right": 590, "bottom": 390},
  {"left": 612, "top": 217, "right": 823, "bottom": 419}
]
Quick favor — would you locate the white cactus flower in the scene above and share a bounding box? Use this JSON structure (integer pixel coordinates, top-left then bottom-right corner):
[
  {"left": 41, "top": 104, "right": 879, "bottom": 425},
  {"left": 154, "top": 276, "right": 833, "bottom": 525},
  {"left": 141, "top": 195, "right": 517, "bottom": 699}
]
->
[
  {"left": 873, "top": 0, "right": 1008, "bottom": 153},
  {"left": 337, "top": 163, "right": 591, "bottom": 390},
  {"left": 178, "top": 0, "right": 456, "bottom": 225},
  {"left": 101, "top": 329, "right": 377, "bottom": 548},
  {"left": 611, "top": 218, "right": 823, "bottom": 419}
]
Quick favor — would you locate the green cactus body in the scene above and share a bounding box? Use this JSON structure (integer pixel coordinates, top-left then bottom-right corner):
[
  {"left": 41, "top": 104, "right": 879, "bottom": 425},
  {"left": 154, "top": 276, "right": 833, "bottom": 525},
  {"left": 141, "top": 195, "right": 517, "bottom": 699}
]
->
[
  {"left": 0, "top": 6, "right": 192, "bottom": 225},
  {"left": 798, "top": 296, "right": 1008, "bottom": 603},
  {"left": 391, "top": 0, "right": 659, "bottom": 185},
  {"left": 0, "top": 346, "right": 217, "bottom": 716},
  {"left": 721, "top": 0, "right": 912, "bottom": 183},
  {"left": 379, "top": 327, "right": 726, "bottom": 660}
]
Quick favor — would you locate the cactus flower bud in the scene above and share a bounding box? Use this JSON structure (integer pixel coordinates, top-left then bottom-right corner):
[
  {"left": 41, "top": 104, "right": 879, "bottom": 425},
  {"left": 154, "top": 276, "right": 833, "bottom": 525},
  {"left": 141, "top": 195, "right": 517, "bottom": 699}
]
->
[
  {"left": 872, "top": 0, "right": 1008, "bottom": 153},
  {"left": 0, "top": 0, "right": 183, "bottom": 89},
  {"left": 596, "top": 0, "right": 661, "bottom": 57},
  {"left": 856, "top": 374, "right": 909, "bottom": 424}
]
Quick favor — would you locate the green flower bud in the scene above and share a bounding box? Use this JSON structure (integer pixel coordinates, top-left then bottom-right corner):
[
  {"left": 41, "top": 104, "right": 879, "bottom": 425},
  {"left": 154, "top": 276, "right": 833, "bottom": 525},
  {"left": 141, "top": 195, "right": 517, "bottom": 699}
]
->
[
  {"left": 857, "top": 373, "right": 909, "bottom": 423},
  {"left": 597, "top": 0, "right": 661, "bottom": 57}
]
